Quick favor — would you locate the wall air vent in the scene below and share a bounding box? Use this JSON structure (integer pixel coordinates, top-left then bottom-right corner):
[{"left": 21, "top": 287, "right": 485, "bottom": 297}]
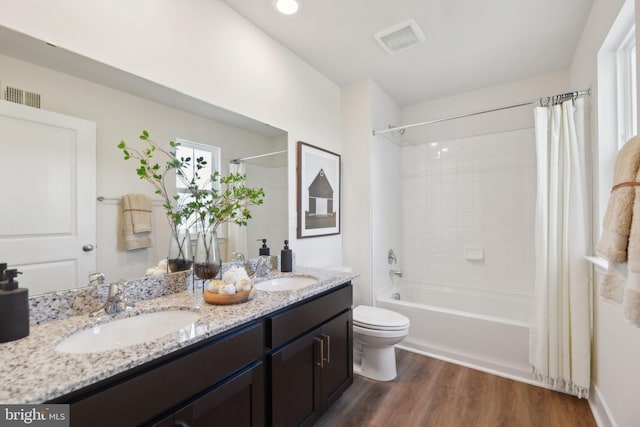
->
[
  {"left": 374, "top": 19, "right": 426, "bottom": 55},
  {"left": 4, "top": 86, "right": 41, "bottom": 108},
  {"left": 25, "top": 91, "right": 41, "bottom": 108},
  {"left": 5, "top": 86, "right": 23, "bottom": 105}
]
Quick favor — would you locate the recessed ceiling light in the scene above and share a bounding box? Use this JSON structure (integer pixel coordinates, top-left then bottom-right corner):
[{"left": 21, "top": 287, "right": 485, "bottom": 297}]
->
[{"left": 275, "top": 0, "right": 298, "bottom": 15}]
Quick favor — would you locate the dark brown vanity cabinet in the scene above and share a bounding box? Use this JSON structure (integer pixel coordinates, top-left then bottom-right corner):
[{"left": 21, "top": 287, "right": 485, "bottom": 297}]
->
[
  {"left": 50, "top": 282, "right": 353, "bottom": 427},
  {"left": 156, "top": 362, "right": 264, "bottom": 427},
  {"left": 53, "top": 322, "right": 264, "bottom": 427},
  {"left": 267, "top": 284, "right": 353, "bottom": 427}
]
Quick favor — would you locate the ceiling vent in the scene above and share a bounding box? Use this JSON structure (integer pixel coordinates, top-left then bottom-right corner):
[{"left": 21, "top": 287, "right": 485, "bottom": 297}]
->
[{"left": 374, "top": 19, "right": 426, "bottom": 55}]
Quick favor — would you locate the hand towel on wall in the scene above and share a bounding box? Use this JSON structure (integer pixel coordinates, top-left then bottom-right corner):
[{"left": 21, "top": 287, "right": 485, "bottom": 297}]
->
[
  {"left": 595, "top": 135, "right": 640, "bottom": 325},
  {"left": 123, "top": 194, "right": 153, "bottom": 250}
]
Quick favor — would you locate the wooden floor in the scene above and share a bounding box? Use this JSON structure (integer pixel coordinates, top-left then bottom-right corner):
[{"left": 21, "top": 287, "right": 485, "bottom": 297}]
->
[{"left": 314, "top": 349, "right": 596, "bottom": 427}]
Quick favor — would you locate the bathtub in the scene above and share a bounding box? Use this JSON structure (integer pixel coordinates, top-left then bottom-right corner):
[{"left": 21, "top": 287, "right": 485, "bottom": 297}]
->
[{"left": 377, "top": 281, "right": 534, "bottom": 383}]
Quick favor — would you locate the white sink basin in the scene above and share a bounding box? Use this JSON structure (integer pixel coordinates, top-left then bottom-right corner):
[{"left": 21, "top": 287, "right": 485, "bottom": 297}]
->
[
  {"left": 55, "top": 310, "right": 200, "bottom": 354},
  {"left": 254, "top": 276, "right": 318, "bottom": 291}
]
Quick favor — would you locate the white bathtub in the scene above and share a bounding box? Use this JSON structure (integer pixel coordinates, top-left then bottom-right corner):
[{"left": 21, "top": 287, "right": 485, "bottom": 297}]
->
[{"left": 377, "top": 281, "right": 534, "bottom": 382}]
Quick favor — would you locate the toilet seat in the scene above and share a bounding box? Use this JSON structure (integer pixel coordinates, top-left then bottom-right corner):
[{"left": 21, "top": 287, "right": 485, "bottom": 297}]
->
[{"left": 353, "top": 305, "right": 410, "bottom": 331}]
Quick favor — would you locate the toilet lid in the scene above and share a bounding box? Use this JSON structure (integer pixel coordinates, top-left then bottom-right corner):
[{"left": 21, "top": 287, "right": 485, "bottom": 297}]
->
[{"left": 353, "top": 305, "right": 410, "bottom": 331}]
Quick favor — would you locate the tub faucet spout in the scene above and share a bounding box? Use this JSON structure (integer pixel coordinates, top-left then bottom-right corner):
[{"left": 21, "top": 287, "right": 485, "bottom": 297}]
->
[{"left": 390, "top": 269, "right": 403, "bottom": 278}]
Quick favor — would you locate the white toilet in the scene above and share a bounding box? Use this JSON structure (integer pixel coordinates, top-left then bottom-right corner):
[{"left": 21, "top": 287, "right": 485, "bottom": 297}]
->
[
  {"left": 325, "top": 266, "right": 410, "bottom": 382},
  {"left": 353, "top": 305, "right": 410, "bottom": 381}
]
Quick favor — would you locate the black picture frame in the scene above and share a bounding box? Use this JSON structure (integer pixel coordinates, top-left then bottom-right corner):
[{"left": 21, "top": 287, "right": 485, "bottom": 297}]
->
[{"left": 297, "top": 141, "right": 341, "bottom": 238}]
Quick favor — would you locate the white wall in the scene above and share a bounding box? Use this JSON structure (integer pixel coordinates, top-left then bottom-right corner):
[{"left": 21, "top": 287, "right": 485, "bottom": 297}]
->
[
  {"left": 370, "top": 82, "right": 401, "bottom": 299},
  {"left": 0, "top": 53, "right": 287, "bottom": 284},
  {"left": 341, "top": 80, "right": 401, "bottom": 306},
  {"left": 570, "top": 1, "right": 640, "bottom": 426},
  {"left": 342, "top": 81, "right": 373, "bottom": 305},
  {"left": 0, "top": 0, "right": 342, "bottom": 269},
  {"left": 245, "top": 163, "right": 288, "bottom": 259},
  {"left": 401, "top": 69, "right": 570, "bottom": 144}
]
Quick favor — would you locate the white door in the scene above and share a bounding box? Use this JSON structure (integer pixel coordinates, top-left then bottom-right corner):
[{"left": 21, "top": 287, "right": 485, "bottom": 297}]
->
[{"left": 0, "top": 101, "right": 96, "bottom": 294}]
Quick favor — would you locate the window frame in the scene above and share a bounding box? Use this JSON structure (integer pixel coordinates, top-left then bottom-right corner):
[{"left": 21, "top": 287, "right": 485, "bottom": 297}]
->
[
  {"left": 616, "top": 24, "right": 637, "bottom": 148},
  {"left": 174, "top": 138, "right": 221, "bottom": 234}
]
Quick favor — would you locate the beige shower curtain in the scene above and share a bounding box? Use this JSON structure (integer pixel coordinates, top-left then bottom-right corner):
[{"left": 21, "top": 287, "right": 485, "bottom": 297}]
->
[{"left": 529, "top": 97, "right": 591, "bottom": 398}]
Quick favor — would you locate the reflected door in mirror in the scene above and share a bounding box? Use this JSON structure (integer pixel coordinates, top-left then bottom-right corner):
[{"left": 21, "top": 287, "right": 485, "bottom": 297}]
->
[{"left": 0, "top": 101, "right": 96, "bottom": 293}]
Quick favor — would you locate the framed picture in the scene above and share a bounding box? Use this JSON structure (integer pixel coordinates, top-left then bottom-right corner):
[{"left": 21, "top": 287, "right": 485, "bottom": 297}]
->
[{"left": 297, "top": 141, "right": 341, "bottom": 238}]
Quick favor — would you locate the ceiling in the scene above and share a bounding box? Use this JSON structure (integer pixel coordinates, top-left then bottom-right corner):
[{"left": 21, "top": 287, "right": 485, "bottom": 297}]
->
[{"left": 222, "top": 0, "right": 594, "bottom": 106}]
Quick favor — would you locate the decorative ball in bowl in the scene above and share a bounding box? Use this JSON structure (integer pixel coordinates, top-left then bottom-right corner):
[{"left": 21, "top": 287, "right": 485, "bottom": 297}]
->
[{"left": 203, "top": 267, "right": 255, "bottom": 305}]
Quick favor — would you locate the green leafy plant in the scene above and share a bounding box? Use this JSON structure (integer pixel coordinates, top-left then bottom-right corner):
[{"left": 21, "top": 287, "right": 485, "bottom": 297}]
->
[
  {"left": 189, "top": 170, "right": 265, "bottom": 234},
  {"left": 118, "top": 130, "right": 265, "bottom": 271}
]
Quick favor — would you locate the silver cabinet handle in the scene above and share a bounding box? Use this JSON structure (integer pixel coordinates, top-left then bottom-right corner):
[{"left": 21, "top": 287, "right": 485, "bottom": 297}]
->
[
  {"left": 82, "top": 244, "right": 95, "bottom": 252},
  {"left": 314, "top": 337, "right": 324, "bottom": 368},
  {"left": 324, "top": 334, "right": 331, "bottom": 364}
]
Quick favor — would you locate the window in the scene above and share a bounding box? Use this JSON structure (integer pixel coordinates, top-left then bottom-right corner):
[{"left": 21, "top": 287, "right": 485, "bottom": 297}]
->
[
  {"left": 597, "top": 1, "right": 637, "bottom": 232},
  {"left": 617, "top": 24, "right": 637, "bottom": 148},
  {"left": 174, "top": 138, "right": 221, "bottom": 232}
]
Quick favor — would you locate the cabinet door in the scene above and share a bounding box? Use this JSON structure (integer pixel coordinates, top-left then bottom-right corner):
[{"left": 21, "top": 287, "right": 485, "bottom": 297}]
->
[
  {"left": 151, "top": 415, "right": 174, "bottom": 427},
  {"left": 319, "top": 311, "right": 353, "bottom": 409},
  {"left": 173, "top": 362, "right": 264, "bottom": 427},
  {"left": 269, "top": 329, "right": 322, "bottom": 427}
]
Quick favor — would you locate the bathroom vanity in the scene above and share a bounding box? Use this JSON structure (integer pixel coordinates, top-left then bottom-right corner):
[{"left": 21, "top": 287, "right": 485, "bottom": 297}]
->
[{"left": 0, "top": 268, "right": 355, "bottom": 427}]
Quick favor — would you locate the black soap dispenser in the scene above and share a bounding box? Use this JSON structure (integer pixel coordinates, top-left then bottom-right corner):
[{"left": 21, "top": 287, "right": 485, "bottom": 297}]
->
[
  {"left": 0, "top": 264, "right": 29, "bottom": 343},
  {"left": 281, "top": 240, "right": 293, "bottom": 272},
  {"left": 259, "top": 239, "right": 270, "bottom": 256}
]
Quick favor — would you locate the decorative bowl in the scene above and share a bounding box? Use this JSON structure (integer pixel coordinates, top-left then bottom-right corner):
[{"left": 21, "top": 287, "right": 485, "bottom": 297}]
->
[{"left": 203, "top": 285, "right": 255, "bottom": 305}]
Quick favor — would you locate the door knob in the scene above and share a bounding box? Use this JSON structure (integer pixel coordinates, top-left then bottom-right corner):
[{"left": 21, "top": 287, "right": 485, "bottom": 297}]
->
[{"left": 82, "top": 244, "right": 95, "bottom": 252}]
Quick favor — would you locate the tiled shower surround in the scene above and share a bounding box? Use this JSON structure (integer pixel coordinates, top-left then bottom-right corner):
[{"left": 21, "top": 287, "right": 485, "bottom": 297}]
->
[{"left": 400, "top": 128, "right": 536, "bottom": 300}]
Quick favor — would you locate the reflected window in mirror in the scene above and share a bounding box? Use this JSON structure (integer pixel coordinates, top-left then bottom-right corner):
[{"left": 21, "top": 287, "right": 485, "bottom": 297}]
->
[{"left": 175, "top": 138, "right": 221, "bottom": 233}]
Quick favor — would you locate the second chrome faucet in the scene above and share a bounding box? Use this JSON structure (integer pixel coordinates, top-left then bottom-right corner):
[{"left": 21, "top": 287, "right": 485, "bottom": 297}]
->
[{"left": 89, "top": 274, "right": 133, "bottom": 317}]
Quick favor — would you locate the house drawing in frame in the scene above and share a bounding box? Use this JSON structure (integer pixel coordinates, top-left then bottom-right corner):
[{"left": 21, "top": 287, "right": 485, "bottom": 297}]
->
[
  {"left": 297, "top": 141, "right": 341, "bottom": 238},
  {"left": 308, "top": 169, "right": 334, "bottom": 217}
]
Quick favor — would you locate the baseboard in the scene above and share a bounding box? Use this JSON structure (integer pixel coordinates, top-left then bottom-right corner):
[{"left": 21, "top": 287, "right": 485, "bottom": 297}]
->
[
  {"left": 588, "top": 383, "right": 616, "bottom": 427},
  {"left": 396, "top": 343, "right": 536, "bottom": 386}
]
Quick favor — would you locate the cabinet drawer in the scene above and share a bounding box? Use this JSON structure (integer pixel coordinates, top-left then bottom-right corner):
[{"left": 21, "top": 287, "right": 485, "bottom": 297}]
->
[
  {"left": 68, "top": 322, "right": 263, "bottom": 427},
  {"left": 267, "top": 284, "right": 352, "bottom": 349}
]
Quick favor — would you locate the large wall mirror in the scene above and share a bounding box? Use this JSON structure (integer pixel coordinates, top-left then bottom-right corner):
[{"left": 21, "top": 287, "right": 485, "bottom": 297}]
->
[{"left": 0, "top": 26, "right": 288, "bottom": 294}]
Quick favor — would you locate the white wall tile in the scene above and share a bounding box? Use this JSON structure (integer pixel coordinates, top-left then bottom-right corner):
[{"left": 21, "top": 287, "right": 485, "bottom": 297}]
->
[{"left": 400, "top": 128, "right": 536, "bottom": 296}]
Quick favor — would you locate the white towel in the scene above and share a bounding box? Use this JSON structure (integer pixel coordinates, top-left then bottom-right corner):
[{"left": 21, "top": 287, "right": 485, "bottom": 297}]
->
[{"left": 123, "top": 194, "right": 153, "bottom": 250}]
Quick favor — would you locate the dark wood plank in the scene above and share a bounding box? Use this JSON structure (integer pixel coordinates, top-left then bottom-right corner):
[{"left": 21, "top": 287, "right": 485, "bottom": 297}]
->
[{"left": 314, "top": 349, "right": 596, "bottom": 427}]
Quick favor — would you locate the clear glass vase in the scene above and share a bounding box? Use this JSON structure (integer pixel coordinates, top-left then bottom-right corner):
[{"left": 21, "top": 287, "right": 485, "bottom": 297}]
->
[
  {"left": 194, "top": 230, "right": 222, "bottom": 280},
  {"left": 168, "top": 229, "right": 193, "bottom": 272}
]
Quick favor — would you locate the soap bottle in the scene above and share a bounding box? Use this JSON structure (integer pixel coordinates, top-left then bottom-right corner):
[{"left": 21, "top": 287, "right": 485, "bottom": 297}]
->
[
  {"left": 0, "top": 264, "right": 29, "bottom": 343},
  {"left": 281, "top": 240, "right": 293, "bottom": 272},
  {"left": 259, "top": 239, "right": 270, "bottom": 256}
]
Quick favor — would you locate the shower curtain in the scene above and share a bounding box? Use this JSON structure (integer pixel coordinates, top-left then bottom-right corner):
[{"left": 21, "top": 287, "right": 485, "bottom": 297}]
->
[
  {"left": 529, "top": 98, "right": 591, "bottom": 398},
  {"left": 225, "top": 162, "right": 248, "bottom": 260}
]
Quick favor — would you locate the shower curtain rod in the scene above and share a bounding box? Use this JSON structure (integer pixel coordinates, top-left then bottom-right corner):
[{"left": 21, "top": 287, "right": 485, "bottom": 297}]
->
[
  {"left": 372, "top": 88, "right": 591, "bottom": 136},
  {"left": 231, "top": 149, "right": 287, "bottom": 164}
]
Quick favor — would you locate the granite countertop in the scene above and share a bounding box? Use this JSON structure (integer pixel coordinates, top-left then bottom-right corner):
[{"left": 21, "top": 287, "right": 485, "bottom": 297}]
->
[{"left": 0, "top": 267, "right": 357, "bottom": 404}]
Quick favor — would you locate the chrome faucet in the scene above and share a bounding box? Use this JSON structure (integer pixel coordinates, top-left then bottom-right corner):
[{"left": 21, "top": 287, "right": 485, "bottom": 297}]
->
[
  {"left": 255, "top": 255, "right": 272, "bottom": 277},
  {"left": 90, "top": 280, "right": 132, "bottom": 317},
  {"left": 89, "top": 272, "right": 105, "bottom": 286},
  {"left": 232, "top": 252, "right": 246, "bottom": 262}
]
